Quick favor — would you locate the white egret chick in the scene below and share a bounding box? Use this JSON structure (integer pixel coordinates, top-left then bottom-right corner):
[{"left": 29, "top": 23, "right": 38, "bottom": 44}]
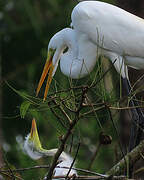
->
[{"left": 24, "top": 119, "right": 77, "bottom": 179}]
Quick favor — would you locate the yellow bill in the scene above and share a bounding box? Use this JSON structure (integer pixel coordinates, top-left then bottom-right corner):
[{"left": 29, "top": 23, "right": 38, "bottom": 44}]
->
[
  {"left": 30, "top": 118, "right": 38, "bottom": 139},
  {"left": 30, "top": 118, "right": 42, "bottom": 149},
  {"left": 36, "top": 49, "right": 55, "bottom": 100}
]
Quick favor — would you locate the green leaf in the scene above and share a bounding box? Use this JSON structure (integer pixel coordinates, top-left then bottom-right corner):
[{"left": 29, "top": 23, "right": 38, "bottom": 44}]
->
[{"left": 20, "top": 101, "right": 31, "bottom": 118}]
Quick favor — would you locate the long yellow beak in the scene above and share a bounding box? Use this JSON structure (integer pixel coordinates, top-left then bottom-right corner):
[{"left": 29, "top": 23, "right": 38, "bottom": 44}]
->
[
  {"left": 36, "top": 49, "right": 55, "bottom": 101},
  {"left": 30, "top": 118, "right": 42, "bottom": 149},
  {"left": 30, "top": 118, "right": 38, "bottom": 139}
]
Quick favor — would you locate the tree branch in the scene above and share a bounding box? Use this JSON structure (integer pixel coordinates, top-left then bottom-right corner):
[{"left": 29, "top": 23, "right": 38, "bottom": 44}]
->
[
  {"left": 45, "top": 87, "right": 88, "bottom": 179},
  {"left": 107, "top": 139, "right": 144, "bottom": 176}
]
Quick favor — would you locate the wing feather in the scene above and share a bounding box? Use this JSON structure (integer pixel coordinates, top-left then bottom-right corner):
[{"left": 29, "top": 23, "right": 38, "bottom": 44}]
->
[{"left": 71, "top": 1, "right": 144, "bottom": 57}]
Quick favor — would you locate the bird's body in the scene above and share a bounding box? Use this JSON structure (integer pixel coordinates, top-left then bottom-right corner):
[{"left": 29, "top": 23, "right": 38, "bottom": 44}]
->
[
  {"left": 57, "top": 28, "right": 98, "bottom": 79},
  {"left": 71, "top": 1, "right": 144, "bottom": 78},
  {"left": 37, "top": 1, "right": 144, "bottom": 98},
  {"left": 24, "top": 119, "right": 77, "bottom": 179},
  {"left": 36, "top": 1, "right": 144, "bottom": 150},
  {"left": 72, "top": 1, "right": 144, "bottom": 59}
]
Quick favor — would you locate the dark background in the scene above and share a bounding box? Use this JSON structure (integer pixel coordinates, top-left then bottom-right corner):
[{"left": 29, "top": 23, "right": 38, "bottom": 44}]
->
[{"left": 1, "top": 0, "right": 144, "bottom": 179}]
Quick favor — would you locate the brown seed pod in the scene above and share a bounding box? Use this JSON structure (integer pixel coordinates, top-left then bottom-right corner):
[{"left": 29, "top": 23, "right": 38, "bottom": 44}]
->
[{"left": 99, "top": 132, "right": 112, "bottom": 145}]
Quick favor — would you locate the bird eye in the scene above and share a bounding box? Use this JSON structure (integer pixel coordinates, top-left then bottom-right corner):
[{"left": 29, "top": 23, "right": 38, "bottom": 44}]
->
[{"left": 63, "top": 47, "right": 68, "bottom": 53}]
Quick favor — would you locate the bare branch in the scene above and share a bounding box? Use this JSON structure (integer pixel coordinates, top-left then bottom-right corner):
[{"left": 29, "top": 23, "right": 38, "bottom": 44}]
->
[
  {"left": 45, "top": 87, "right": 88, "bottom": 179},
  {"left": 107, "top": 139, "right": 144, "bottom": 176}
]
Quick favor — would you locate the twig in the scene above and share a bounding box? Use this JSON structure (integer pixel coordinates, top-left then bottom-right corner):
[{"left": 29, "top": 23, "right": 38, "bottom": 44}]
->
[
  {"left": 109, "top": 105, "right": 144, "bottom": 110},
  {"left": 106, "top": 107, "right": 127, "bottom": 171},
  {"left": 84, "top": 94, "right": 103, "bottom": 130},
  {"left": 0, "top": 165, "right": 50, "bottom": 173},
  {"left": 0, "top": 169, "right": 23, "bottom": 180},
  {"left": 61, "top": 98, "right": 77, "bottom": 113},
  {"left": 3, "top": 154, "right": 16, "bottom": 180},
  {"left": 107, "top": 139, "right": 144, "bottom": 176},
  {"left": 66, "top": 143, "right": 80, "bottom": 179},
  {"left": 87, "top": 142, "right": 101, "bottom": 170},
  {"left": 80, "top": 105, "right": 106, "bottom": 118},
  {"left": 45, "top": 87, "right": 88, "bottom": 179},
  {"left": 52, "top": 98, "right": 72, "bottom": 124},
  {"left": 48, "top": 100, "right": 67, "bottom": 128},
  {"left": 90, "top": 59, "right": 117, "bottom": 89},
  {"left": 46, "top": 60, "right": 116, "bottom": 99},
  {"left": 0, "top": 165, "right": 107, "bottom": 176},
  {"left": 52, "top": 175, "right": 126, "bottom": 180}
]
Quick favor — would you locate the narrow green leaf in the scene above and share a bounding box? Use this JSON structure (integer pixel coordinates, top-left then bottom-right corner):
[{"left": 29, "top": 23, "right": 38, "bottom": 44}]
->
[{"left": 20, "top": 101, "right": 31, "bottom": 118}]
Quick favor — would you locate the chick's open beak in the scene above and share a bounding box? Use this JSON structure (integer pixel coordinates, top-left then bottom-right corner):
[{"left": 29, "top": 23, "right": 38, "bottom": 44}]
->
[
  {"left": 30, "top": 118, "right": 38, "bottom": 139},
  {"left": 30, "top": 118, "right": 42, "bottom": 149},
  {"left": 36, "top": 49, "right": 55, "bottom": 101}
]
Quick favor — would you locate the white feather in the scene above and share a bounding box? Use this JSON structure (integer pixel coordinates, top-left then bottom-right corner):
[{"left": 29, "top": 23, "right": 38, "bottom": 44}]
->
[
  {"left": 24, "top": 134, "right": 77, "bottom": 179},
  {"left": 24, "top": 134, "right": 43, "bottom": 160}
]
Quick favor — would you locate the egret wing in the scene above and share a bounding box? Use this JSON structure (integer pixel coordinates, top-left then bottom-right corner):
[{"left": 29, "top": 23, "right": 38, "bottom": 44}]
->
[{"left": 72, "top": 1, "right": 144, "bottom": 57}]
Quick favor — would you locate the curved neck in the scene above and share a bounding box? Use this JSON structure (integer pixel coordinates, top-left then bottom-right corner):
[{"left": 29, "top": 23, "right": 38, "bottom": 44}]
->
[
  {"left": 61, "top": 28, "right": 78, "bottom": 56},
  {"left": 60, "top": 33, "right": 98, "bottom": 79},
  {"left": 49, "top": 28, "right": 78, "bottom": 76}
]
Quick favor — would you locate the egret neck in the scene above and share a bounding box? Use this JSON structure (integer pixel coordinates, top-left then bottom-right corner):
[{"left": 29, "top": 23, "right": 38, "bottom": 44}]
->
[{"left": 36, "top": 28, "right": 78, "bottom": 100}]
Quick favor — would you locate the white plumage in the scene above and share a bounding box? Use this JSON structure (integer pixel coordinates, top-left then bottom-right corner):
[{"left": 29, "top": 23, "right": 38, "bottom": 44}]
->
[
  {"left": 23, "top": 119, "right": 77, "bottom": 179},
  {"left": 36, "top": 1, "right": 144, "bottom": 150},
  {"left": 72, "top": 1, "right": 144, "bottom": 58},
  {"left": 37, "top": 1, "right": 144, "bottom": 100}
]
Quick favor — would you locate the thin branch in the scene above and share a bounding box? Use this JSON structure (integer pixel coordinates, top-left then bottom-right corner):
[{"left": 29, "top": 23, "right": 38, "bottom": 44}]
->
[
  {"left": 0, "top": 172, "right": 24, "bottom": 180},
  {"left": 46, "top": 60, "right": 116, "bottom": 99},
  {"left": 52, "top": 175, "right": 127, "bottom": 180},
  {"left": 90, "top": 59, "right": 117, "bottom": 89},
  {"left": 61, "top": 98, "right": 77, "bottom": 113},
  {"left": 84, "top": 94, "right": 103, "bottom": 130},
  {"left": 87, "top": 142, "right": 101, "bottom": 170},
  {"left": 66, "top": 143, "right": 80, "bottom": 178},
  {"left": 106, "top": 107, "right": 127, "bottom": 170},
  {"left": 48, "top": 100, "right": 67, "bottom": 129},
  {"left": 45, "top": 87, "right": 88, "bottom": 179},
  {"left": 52, "top": 98, "right": 72, "bottom": 124},
  {"left": 80, "top": 105, "right": 106, "bottom": 118},
  {"left": 107, "top": 139, "right": 144, "bottom": 176},
  {"left": 0, "top": 165, "right": 107, "bottom": 176},
  {"left": 0, "top": 170, "right": 23, "bottom": 180},
  {"left": 0, "top": 165, "right": 50, "bottom": 172},
  {"left": 3, "top": 154, "right": 16, "bottom": 180},
  {"left": 109, "top": 105, "right": 144, "bottom": 110}
]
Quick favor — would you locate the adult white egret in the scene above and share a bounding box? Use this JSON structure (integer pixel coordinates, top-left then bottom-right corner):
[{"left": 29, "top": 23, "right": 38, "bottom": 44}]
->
[
  {"left": 36, "top": 1, "right": 144, "bottom": 150},
  {"left": 24, "top": 119, "right": 77, "bottom": 179}
]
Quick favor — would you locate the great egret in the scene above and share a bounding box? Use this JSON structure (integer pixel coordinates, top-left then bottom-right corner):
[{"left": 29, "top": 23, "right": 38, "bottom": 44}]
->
[
  {"left": 24, "top": 119, "right": 77, "bottom": 179},
  {"left": 36, "top": 1, "right": 144, "bottom": 150}
]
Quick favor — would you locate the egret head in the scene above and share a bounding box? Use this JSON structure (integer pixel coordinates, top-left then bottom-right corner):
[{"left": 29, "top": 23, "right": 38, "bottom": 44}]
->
[
  {"left": 36, "top": 28, "right": 75, "bottom": 100},
  {"left": 24, "top": 118, "right": 43, "bottom": 160}
]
